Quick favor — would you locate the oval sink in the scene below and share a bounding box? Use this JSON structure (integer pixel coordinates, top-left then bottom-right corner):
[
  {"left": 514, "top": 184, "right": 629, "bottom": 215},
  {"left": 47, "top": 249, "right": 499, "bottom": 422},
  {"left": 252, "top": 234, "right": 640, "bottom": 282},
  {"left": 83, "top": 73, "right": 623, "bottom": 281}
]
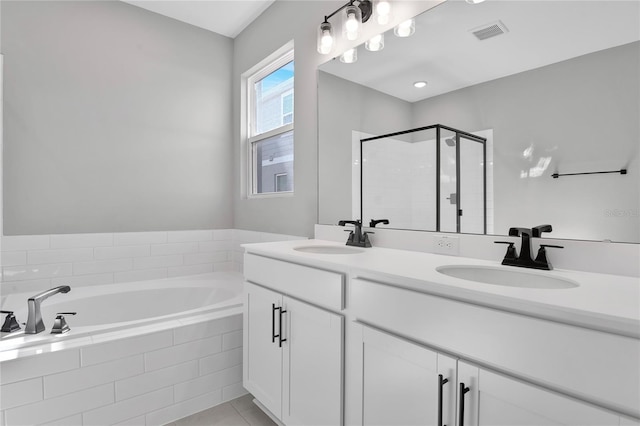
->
[
  {"left": 294, "top": 245, "right": 365, "bottom": 255},
  {"left": 436, "top": 265, "right": 578, "bottom": 289}
]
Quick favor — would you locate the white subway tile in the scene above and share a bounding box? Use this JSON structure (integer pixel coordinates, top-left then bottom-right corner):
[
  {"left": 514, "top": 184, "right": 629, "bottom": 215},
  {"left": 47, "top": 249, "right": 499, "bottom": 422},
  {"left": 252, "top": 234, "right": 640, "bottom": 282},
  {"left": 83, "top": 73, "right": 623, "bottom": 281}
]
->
[
  {"left": 184, "top": 252, "right": 228, "bottom": 265},
  {"left": 114, "top": 268, "right": 167, "bottom": 283},
  {"left": 151, "top": 242, "right": 199, "bottom": 256},
  {"left": 146, "top": 389, "right": 222, "bottom": 426},
  {"left": 94, "top": 245, "right": 150, "bottom": 260},
  {"left": 50, "top": 233, "right": 113, "bottom": 249},
  {"left": 167, "top": 230, "right": 213, "bottom": 243},
  {"left": 73, "top": 259, "right": 132, "bottom": 275},
  {"left": 114, "top": 232, "right": 167, "bottom": 246},
  {"left": 0, "top": 279, "right": 50, "bottom": 296},
  {"left": 199, "top": 241, "right": 232, "bottom": 253},
  {"left": 0, "top": 378, "right": 43, "bottom": 410},
  {"left": 199, "top": 348, "right": 243, "bottom": 376},
  {"left": 133, "top": 255, "right": 182, "bottom": 270},
  {"left": 44, "top": 355, "right": 144, "bottom": 399},
  {"left": 222, "top": 330, "right": 243, "bottom": 351},
  {"left": 144, "top": 335, "right": 222, "bottom": 371},
  {"left": 167, "top": 264, "right": 213, "bottom": 278},
  {"left": 116, "top": 360, "right": 198, "bottom": 401},
  {"left": 81, "top": 331, "right": 173, "bottom": 367},
  {"left": 52, "top": 273, "right": 114, "bottom": 288},
  {"left": 0, "top": 350, "right": 79, "bottom": 385},
  {"left": 5, "top": 383, "right": 113, "bottom": 425},
  {"left": 28, "top": 248, "right": 94, "bottom": 265},
  {"left": 174, "top": 365, "right": 242, "bottom": 403},
  {"left": 45, "top": 413, "right": 82, "bottom": 426},
  {"left": 1, "top": 235, "right": 50, "bottom": 251},
  {"left": 1, "top": 263, "right": 72, "bottom": 282},
  {"left": 223, "top": 383, "right": 248, "bottom": 402},
  {"left": 113, "top": 415, "right": 145, "bottom": 426},
  {"left": 1, "top": 251, "right": 26, "bottom": 267},
  {"left": 82, "top": 387, "right": 173, "bottom": 426},
  {"left": 173, "top": 315, "right": 242, "bottom": 345},
  {"left": 212, "top": 229, "right": 233, "bottom": 241}
]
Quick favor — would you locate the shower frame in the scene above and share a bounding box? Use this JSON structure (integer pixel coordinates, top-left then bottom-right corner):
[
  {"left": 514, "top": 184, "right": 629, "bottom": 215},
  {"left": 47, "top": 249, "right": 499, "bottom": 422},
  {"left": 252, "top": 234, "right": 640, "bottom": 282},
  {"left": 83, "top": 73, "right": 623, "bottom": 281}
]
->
[{"left": 360, "top": 123, "right": 488, "bottom": 234}]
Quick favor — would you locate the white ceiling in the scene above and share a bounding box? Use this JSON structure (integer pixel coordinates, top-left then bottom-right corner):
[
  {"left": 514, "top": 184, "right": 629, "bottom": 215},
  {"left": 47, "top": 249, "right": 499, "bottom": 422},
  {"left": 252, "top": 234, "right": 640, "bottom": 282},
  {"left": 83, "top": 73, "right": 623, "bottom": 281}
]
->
[
  {"left": 320, "top": 0, "right": 640, "bottom": 103},
  {"left": 121, "top": 0, "right": 275, "bottom": 38}
]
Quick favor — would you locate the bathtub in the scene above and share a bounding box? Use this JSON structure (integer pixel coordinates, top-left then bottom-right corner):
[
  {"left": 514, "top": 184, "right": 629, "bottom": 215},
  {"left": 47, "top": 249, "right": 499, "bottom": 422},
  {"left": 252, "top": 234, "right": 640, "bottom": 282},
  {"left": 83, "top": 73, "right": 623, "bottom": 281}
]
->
[{"left": 0, "top": 272, "right": 246, "bottom": 425}]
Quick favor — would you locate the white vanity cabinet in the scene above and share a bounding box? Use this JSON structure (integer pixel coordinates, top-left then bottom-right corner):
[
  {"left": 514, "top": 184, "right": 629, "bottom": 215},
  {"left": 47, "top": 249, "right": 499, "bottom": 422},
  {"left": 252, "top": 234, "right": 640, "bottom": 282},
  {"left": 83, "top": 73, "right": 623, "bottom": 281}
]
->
[
  {"left": 359, "top": 325, "right": 456, "bottom": 426},
  {"left": 243, "top": 254, "right": 345, "bottom": 425}
]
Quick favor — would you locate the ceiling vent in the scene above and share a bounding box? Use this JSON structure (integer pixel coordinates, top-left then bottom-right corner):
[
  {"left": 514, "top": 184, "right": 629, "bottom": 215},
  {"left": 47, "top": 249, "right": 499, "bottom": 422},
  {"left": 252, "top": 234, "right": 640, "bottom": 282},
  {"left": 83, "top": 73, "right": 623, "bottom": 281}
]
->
[{"left": 470, "top": 20, "right": 509, "bottom": 41}]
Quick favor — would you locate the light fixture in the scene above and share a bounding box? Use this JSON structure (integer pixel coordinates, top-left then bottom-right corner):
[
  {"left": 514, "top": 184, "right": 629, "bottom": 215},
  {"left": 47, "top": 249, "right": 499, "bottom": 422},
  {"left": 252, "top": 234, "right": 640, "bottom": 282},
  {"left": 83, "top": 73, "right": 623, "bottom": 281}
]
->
[
  {"left": 394, "top": 18, "right": 415, "bottom": 37},
  {"left": 375, "top": 0, "right": 391, "bottom": 25},
  {"left": 413, "top": 81, "right": 427, "bottom": 88},
  {"left": 340, "top": 48, "right": 358, "bottom": 64},
  {"left": 365, "top": 33, "right": 384, "bottom": 52},
  {"left": 317, "top": 21, "right": 334, "bottom": 54},
  {"left": 317, "top": 1, "right": 377, "bottom": 56},
  {"left": 465, "top": 0, "right": 486, "bottom": 3}
]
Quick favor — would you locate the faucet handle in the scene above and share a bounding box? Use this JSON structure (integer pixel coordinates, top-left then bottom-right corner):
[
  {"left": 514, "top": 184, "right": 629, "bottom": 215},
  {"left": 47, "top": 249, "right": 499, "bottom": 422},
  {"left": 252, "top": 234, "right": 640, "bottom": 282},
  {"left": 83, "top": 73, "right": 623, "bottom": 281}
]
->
[
  {"left": 534, "top": 245, "right": 564, "bottom": 270},
  {"left": 494, "top": 241, "right": 518, "bottom": 262},
  {"left": 0, "top": 311, "right": 21, "bottom": 333},
  {"left": 51, "top": 312, "right": 76, "bottom": 335}
]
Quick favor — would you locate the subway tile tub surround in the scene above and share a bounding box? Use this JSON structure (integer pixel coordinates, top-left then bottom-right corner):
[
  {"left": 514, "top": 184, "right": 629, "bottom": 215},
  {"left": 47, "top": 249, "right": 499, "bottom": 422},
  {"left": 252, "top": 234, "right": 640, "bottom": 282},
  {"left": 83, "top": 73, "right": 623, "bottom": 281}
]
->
[{"left": 0, "top": 229, "right": 306, "bottom": 426}]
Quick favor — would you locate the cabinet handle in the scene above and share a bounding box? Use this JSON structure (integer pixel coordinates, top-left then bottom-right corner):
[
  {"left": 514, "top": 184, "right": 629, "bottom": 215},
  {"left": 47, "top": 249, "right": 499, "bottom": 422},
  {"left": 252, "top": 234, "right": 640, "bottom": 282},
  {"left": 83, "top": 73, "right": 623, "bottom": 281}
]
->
[
  {"left": 459, "top": 383, "right": 470, "bottom": 426},
  {"left": 271, "top": 303, "right": 278, "bottom": 343},
  {"left": 278, "top": 307, "right": 287, "bottom": 347},
  {"left": 438, "top": 374, "right": 449, "bottom": 426}
]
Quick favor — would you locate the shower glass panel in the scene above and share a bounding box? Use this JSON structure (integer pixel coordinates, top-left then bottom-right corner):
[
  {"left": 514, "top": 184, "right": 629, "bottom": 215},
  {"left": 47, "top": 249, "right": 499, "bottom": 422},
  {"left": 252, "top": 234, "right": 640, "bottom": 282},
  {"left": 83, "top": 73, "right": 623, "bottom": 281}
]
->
[
  {"left": 361, "top": 128, "right": 437, "bottom": 231},
  {"left": 360, "top": 124, "right": 486, "bottom": 234}
]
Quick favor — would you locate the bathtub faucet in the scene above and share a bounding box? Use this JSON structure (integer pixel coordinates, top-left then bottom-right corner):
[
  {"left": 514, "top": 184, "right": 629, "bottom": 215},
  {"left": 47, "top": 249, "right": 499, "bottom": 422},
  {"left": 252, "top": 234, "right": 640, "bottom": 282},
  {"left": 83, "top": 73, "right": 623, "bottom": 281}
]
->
[{"left": 25, "top": 286, "right": 71, "bottom": 334}]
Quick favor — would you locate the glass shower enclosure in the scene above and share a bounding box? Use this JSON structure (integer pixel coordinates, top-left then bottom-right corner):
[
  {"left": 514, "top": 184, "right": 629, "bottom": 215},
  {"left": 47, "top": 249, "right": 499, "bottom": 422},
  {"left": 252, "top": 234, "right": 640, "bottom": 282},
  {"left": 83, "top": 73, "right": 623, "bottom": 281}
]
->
[{"left": 360, "top": 124, "right": 487, "bottom": 234}]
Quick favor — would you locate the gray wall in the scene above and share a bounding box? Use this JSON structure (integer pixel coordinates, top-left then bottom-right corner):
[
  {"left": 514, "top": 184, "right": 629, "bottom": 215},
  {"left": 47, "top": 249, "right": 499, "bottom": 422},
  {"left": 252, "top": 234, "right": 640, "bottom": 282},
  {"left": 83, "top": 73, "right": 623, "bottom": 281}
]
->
[{"left": 2, "top": 1, "right": 234, "bottom": 235}]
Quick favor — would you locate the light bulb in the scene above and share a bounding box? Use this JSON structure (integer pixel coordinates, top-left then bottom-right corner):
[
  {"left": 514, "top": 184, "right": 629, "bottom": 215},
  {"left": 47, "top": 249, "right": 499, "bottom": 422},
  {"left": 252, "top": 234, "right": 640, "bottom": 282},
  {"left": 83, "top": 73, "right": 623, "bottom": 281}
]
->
[
  {"left": 376, "top": 1, "right": 391, "bottom": 25},
  {"left": 317, "top": 21, "right": 334, "bottom": 55},
  {"left": 343, "top": 5, "right": 361, "bottom": 41},
  {"left": 365, "top": 33, "right": 384, "bottom": 52},
  {"left": 394, "top": 18, "right": 415, "bottom": 38},
  {"left": 340, "top": 48, "right": 358, "bottom": 64}
]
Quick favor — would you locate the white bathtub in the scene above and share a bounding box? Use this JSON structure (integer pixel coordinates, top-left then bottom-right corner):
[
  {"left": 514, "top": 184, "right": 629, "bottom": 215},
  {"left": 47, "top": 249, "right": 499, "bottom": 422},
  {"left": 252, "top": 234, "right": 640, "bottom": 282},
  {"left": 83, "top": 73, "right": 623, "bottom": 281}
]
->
[{"left": 0, "top": 272, "right": 246, "bottom": 425}]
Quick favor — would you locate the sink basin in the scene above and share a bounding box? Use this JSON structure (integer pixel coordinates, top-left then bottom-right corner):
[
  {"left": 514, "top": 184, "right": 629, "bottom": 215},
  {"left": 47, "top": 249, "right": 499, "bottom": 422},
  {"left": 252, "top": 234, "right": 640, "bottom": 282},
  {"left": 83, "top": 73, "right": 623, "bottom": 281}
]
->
[
  {"left": 293, "top": 245, "right": 365, "bottom": 255},
  {"left": 436, "top": 265, "right": 578, "bottom": 289}
]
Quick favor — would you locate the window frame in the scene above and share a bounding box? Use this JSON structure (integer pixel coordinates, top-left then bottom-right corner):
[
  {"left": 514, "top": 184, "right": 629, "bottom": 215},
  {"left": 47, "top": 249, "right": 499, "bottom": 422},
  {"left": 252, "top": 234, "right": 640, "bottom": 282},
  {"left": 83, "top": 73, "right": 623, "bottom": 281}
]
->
[{"left": 246, "top": 49, "right": 295, "bottom": 198}]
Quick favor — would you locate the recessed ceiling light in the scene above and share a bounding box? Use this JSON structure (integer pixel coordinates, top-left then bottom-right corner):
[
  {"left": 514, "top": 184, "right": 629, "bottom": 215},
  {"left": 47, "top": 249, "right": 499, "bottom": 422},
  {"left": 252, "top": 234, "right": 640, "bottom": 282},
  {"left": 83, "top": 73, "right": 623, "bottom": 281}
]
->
[
  {"left": 414, "top": 81, "right": 427, "bottom": 88},
  {"left": 466, "top": 0, "right": 486, "bottom": 3}
]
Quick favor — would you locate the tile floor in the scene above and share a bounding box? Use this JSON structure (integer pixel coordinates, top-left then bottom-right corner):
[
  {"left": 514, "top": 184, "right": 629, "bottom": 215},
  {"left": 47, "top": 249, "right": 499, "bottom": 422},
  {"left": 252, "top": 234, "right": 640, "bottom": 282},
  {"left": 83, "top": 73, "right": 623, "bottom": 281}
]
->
[{"left": 167, "top": 394, "right": 277, "bottom": 426}]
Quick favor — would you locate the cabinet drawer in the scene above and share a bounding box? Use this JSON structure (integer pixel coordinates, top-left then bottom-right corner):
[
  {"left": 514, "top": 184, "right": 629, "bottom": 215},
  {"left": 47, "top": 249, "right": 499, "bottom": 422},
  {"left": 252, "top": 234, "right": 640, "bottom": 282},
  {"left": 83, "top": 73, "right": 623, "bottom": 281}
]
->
[
  {"left": 244, "top": 253, "right": 344, "bottom": 310},
  {"left": 351, "top": 277, "right": 640, "bottom": 417}
]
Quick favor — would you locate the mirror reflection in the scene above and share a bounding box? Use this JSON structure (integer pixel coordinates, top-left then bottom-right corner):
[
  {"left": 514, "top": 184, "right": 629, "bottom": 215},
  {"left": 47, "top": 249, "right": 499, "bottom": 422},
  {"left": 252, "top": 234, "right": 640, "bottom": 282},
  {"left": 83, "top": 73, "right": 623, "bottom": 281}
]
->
[{"left": 318, "top": 0, "right": 639, "bottom": 243}]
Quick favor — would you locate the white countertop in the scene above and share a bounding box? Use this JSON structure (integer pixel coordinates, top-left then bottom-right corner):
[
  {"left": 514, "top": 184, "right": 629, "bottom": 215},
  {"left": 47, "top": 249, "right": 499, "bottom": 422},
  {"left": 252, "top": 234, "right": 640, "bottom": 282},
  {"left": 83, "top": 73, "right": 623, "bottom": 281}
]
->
[{"left": 243, "top": 239, "right": 640, "bottom": 338}]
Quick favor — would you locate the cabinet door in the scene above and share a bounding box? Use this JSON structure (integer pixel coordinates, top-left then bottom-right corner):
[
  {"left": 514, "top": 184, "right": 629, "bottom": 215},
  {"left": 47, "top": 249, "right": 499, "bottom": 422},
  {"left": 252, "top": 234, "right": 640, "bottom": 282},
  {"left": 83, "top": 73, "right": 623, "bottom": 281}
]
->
[
  {"left": 243, "top": 282, "right": 283, "bottom": 419},
  {"left": 283, "top": 296, "right": 344, "bottom": 426},
  {"left": 457, "top": 361, "right": 620, "bottom": 426},
  {"left": 361, "top": 326, "right": 453, "bottom": 426}
]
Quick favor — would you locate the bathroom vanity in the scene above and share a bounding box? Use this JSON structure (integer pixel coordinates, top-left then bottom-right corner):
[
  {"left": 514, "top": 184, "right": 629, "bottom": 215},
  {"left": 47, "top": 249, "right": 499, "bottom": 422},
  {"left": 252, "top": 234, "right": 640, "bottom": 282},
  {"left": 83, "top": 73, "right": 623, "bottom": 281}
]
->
[{"left": 242, "top": 239, "right": 640, "bottom": 425}]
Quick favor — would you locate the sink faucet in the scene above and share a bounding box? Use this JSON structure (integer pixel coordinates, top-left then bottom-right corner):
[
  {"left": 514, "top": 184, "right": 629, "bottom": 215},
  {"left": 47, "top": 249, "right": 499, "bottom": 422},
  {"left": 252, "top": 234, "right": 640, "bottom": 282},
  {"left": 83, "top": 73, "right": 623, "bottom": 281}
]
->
[
  {"left": 495, "top": 225, "right": 563, "bottom": 270},
  {"left": 25, "top": 286, "right": 71, "bottom": 334},
  {"left": 338, "top": 220, "right": 372, "bottom": 247}
]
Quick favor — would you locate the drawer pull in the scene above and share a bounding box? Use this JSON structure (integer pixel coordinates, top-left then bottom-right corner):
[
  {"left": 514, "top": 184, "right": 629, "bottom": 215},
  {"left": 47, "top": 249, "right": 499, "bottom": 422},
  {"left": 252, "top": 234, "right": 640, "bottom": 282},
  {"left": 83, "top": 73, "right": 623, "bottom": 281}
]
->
[
  {"left": 438, "top": 374, "right": 449, "bottom": 426},
  {"left": 271, "top": 303, "right": 278, "bottom": 343},
  {"left": 459, "top": 383, "right": 470, "bottom": 426}
]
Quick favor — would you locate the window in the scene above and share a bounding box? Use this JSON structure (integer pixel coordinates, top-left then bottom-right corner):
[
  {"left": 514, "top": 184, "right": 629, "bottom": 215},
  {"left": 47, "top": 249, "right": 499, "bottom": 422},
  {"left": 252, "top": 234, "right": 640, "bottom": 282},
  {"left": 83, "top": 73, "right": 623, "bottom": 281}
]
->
[{"left": 247, "top": 49, "right": 294, "bottom": 196}]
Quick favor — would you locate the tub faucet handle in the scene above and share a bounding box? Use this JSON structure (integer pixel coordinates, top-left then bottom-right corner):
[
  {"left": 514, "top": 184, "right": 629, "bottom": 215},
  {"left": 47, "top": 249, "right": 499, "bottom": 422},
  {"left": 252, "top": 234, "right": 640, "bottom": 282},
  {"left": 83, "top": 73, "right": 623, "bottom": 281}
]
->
[
  {"left": 0, "top": 310, "right": 21, "bottom": 333},
  {"left": 51, "top": 312, "right": 76, "bottom": 334}
]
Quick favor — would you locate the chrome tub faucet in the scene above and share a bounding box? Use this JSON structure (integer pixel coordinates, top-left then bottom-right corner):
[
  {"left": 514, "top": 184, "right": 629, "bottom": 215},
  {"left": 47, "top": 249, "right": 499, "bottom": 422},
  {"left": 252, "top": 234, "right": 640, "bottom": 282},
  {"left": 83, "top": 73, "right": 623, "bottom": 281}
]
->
[{"left": 25, "top": 286, "right": 71, "bottom": 334}]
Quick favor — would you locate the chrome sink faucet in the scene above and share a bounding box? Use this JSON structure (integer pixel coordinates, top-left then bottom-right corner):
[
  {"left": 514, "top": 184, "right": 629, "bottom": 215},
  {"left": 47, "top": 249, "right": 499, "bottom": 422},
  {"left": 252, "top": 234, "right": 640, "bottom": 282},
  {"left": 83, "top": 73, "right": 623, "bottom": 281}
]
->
[
  {"left": 495, "top": 225, "right": 563, "bottom": 270},
  {"left": 25, "top": 286, "right": 71, "bottom": 334}
]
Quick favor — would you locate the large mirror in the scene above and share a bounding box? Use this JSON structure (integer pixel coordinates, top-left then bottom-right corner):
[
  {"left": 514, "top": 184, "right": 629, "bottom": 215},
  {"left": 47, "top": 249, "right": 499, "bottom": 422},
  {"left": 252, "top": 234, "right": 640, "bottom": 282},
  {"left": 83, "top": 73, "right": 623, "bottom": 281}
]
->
[{"left": 318, "top": 0, "right": 639, "bottom": 243}]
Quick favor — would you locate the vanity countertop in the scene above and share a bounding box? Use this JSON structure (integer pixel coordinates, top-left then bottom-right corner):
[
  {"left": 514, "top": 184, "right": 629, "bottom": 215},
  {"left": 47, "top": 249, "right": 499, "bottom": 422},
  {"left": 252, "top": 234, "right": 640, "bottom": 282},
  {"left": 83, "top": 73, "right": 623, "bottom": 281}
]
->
[{"left": 243, "top": 239, "right": 640, "bottom": 339}]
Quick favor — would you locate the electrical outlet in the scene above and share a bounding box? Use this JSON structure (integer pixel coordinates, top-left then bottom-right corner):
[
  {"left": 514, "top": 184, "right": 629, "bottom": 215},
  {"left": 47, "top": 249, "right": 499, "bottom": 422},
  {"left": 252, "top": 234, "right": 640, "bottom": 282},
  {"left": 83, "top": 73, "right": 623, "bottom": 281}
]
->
[{"left": 433, "top": 235, "right": 460, "bottom": 255}]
